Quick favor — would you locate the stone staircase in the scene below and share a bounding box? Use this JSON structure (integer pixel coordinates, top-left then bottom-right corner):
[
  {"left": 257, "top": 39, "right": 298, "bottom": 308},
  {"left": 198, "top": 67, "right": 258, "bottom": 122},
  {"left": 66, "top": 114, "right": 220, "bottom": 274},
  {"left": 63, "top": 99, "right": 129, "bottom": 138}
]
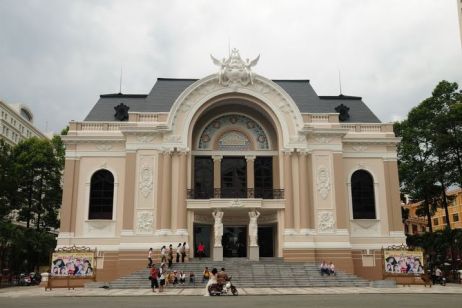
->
[{"left": 106, "top": 258, "right": 370, "bottom": 289}]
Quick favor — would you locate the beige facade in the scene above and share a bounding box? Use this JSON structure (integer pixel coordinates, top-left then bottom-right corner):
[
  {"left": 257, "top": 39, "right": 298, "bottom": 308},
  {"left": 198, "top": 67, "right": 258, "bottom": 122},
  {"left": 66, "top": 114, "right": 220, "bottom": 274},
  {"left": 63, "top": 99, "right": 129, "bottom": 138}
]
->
[{"left": 57, "top": 51, "right": 404, "bottom": 281}]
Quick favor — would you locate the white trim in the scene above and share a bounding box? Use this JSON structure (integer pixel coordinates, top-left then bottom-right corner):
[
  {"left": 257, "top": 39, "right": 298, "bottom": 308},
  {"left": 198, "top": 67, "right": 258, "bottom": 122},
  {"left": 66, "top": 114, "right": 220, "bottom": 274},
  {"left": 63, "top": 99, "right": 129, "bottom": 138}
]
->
[
  {"left": 191, "top": 150, "right": 278, "bottom": 156},
  {"left": 342, "top": 152, "right": 397, "bottom": 159},
  {"left": 283, "top": 241, "right": 352, "bottom": 249},
  {"left": 389, "top": 231, "right": 405, "bottom": 237},
  {"left": 66, "top": 151, "right": 127, "bottom": 158},
  {"left": 120, "top": 229, "right": 135, "bottom": 236}
]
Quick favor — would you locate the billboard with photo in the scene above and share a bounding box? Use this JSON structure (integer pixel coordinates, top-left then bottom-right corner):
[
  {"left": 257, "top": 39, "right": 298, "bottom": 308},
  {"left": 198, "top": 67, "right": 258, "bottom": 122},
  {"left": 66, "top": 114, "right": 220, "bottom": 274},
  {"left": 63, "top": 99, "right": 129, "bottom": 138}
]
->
[
  {"left": 384, "top": 249, "right": 424, "bottom": 274},
  {"left": 51, "top": 251, "right": 95, "bottom": 276}
]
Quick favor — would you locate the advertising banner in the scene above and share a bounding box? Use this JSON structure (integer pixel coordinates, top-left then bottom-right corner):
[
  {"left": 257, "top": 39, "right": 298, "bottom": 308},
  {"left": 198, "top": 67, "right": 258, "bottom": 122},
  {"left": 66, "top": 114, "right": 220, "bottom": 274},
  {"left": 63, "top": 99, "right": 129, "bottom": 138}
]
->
[
  {"left": 51, "top": 251, "right": 95, "bottom": 276},
  {"left": 384, "top": 249, "right": 424, "bottom": 274}
]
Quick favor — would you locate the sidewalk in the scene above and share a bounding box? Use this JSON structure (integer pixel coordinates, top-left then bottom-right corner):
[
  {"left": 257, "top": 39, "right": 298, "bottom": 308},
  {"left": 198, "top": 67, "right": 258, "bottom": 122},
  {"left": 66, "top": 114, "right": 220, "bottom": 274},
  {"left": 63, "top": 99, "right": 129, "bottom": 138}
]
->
[{"left": 0, "top": 284, "right": 461, "bottom": 297}]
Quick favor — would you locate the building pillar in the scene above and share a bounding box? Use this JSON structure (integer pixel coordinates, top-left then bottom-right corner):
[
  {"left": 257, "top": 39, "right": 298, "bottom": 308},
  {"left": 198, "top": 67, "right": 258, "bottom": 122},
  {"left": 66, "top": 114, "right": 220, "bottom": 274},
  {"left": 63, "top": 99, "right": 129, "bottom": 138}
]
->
[
  {"left": 306, "top": 153, "right": 315, "bottom": 229},
  {"left": 160, "top": 151, "right": 172, "bottom": 232},
  {"left": 298, "top": 152, "right": 308, "bottom": 230},
  {"left": 60, "top": 158, "right": 79, "bottom": 236},
  {"left": 283, "top": 150, "right": 294, "bottom": 230},
  {"left": 170, "top": 152, "right": 180, "bottom": 231},
  {"left": 291, "top": 152, "right": 301, "bottom": 230},
  {"left": 212, "top": 155, "right": 222, "bottom": 198},
  {"left": 176, "top": 151, "right": 188, "bottom": 232},
  {"left": 122, "top": 152, "right": 136, "bottom": 231},
  {"left": 384, "top": 160, "right": 404, "bottom": 232},
  {"left": 333, "top": 153, "right": 348, "bottom": 229},
  {"left": 272, "top": 155, "right": 280, "bottom": 189},
  {"left": 155, "top": 152, "right": 164, "bottom": 232},
  {"left": 246, "top": 155, "right": 256, "bottom": 198}
]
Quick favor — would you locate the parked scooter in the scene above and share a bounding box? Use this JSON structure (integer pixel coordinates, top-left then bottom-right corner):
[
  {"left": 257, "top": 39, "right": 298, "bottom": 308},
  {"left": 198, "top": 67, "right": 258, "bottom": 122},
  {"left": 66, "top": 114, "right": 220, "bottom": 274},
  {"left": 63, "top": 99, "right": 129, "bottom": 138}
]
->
[
  {"left": 30, "top": 272, "right": 42, "bottom": 285},
  {"left": 208, "top": 277, "right": 238, "bottom": 296},
  {"left": 18, "top": 273, "right": 31, "bottom": 286}
]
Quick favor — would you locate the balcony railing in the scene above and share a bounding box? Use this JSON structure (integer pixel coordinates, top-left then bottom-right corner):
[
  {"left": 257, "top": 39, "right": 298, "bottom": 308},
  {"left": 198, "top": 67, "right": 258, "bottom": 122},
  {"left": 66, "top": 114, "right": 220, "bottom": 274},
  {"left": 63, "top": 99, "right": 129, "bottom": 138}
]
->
[{"left": 187, "top": 188, "right": 284, "bottom": 199}]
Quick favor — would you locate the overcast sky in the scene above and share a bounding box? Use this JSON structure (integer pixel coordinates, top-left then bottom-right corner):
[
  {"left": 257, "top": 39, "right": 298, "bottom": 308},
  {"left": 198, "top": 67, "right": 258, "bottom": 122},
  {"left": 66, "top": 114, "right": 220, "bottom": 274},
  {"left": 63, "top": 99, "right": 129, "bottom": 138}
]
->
[{"left": 0, "top": 0, "right": 461, "bottom": 133}]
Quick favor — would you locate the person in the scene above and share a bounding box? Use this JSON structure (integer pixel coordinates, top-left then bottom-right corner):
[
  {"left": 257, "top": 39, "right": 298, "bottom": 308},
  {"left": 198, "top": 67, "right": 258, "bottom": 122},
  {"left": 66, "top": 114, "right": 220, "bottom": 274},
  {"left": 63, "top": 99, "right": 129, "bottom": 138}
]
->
[
  {"left": 173, "top": 271, "right": 179, "bottom": 286},
  {"left": 435, "top": 267, "right": 443, "bottom": 284},
  {"left": 147, "top": 248, "right": 153, "bottom": 268},
  {"left": 179, "top": 271, "right": 186, "bottom": 285},
  {"left": 320, "top": 260, "right": 330, "bottom": 276},
  {"left": 202, "top": 266, "right": 210, "bottom": 283},
  {"left": 189, "top": 271, "right": 195, "bottom": 285},
  {"left": 176, "top": 243, "right": 181, "bottom": 263},
  {"left": 149, "top": 265, "right": 159, "bottom": 292},
  {"left": 204, "top": 268, "right": 218, "bottom": 296},
  {"left": 181, "top": 242, "right": 187, "bottom": 263},
  {"left": 197, "top": 242, "right": 205, "bottom": 260},
  {"left": 168, "top": 244, "right": 173, "bottom": 268},
  {"left": 217, "top": 267, "right": 229, "bottom": 286},
  {"left": 160, "top": 246, "right": 167, "bottom": 263},
  {"left": 329, "top": 262, "right": 336, "bottom": 276},
  {"left": 158, "top": 263, "right": 165, "bottom": 293}
]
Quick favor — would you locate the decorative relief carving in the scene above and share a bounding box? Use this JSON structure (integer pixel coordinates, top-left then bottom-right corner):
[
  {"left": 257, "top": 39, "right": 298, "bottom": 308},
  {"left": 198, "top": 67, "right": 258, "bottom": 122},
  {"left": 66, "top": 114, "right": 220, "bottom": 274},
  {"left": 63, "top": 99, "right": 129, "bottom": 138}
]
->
[
  {"left": 230, "top": 199, "right": 244, "bottom": 207},
  {"left": 137, "top": 211, "right": 153, "bottom": 233},
  {"left": 314, "top": 137, "right": 332, "bottom": 144},
  {"left": 350, "top": 220, "right": 379, "bottom": 235},
  {"left": 95, "top": 143, "right": 112, "bottom": 151},
  {"left": 289, "top": 135, "right": 306, "bottom": 144},
  {"left": 318, "top": 211, "right": 335, "bottom": 232},
  {"left": 352, "top": 145, "right": 368, "bottom": 152},
  {"left": 139, "top": 165, "right": 153, "bottom": 198},
  {"left": 316, "top": 166, "right": 331, "bottom": 200},
  {"left": 136, "top": 135, "right": 155, "bottom": 143}
]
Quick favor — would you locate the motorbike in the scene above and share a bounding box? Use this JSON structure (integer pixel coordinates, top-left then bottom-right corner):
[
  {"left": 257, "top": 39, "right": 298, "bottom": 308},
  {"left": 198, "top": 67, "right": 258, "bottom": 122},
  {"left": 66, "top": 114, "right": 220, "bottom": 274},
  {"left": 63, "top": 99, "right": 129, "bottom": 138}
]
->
[
  {"left": 208, "top": 277, "right": 238, "bottom": 296},
  {"left": 18, "top": 273, "right": 32, "bottom": 286}
]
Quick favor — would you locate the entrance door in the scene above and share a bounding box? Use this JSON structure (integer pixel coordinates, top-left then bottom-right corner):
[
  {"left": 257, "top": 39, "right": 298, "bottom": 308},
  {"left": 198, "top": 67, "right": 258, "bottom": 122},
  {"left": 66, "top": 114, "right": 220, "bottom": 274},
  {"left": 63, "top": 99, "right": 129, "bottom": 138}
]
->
[
  {"left": 258, "top": 225, "right": 274, "bottom": 257},
  {"left": 223, "top": 226, "right": 247, "bottom": 257},
  {"left": 221, "top": 157, "right": 247, "bottom": 198},
  {"left": 193, "top": 224, "right": 211, "bottom": 257}
]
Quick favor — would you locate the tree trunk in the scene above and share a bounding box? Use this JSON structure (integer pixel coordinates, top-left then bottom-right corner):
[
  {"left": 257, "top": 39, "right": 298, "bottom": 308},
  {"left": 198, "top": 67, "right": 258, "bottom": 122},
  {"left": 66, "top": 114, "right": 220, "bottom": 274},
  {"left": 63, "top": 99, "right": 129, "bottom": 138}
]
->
[
  {"left": 440, "top": 181, "right": 451, "bottom": 230},
  {"left": 424, "top": 195, "right": 433, "bottom": 232}
]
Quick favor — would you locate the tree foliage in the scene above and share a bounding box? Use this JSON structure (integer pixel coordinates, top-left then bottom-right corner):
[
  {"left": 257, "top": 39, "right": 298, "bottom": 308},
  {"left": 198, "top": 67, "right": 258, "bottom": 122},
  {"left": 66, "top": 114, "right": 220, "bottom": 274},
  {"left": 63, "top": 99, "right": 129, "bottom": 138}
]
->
[
  {"left": 0, "top": 133, "right": 65, "bottom": 273},
  {"left": 395, "top": 81, "right": 462, "bottom": 231}
]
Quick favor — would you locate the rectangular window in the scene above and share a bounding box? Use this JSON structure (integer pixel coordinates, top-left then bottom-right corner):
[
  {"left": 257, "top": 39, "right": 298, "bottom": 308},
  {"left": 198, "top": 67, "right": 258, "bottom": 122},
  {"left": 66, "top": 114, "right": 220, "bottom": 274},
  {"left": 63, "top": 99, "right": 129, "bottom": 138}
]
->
[
  {"left": 443, "top": 216, "right": 447, "bottom": 224},
  {"left": 412, "top": 225, "right": 418, "bottom": 234},
  {"left": 454, "top": 213, "right": 459, "bottom": 222},
  {"left": 433, "top": 218, "right": 438, "bottom": 225}
]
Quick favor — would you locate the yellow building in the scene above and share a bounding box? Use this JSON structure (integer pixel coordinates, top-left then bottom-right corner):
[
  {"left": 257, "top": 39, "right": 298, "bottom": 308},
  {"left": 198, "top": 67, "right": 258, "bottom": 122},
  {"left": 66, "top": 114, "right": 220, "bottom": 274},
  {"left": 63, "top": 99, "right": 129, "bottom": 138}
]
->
[{"left": 403, "top": 188, "right": 462, "bottom": 234}]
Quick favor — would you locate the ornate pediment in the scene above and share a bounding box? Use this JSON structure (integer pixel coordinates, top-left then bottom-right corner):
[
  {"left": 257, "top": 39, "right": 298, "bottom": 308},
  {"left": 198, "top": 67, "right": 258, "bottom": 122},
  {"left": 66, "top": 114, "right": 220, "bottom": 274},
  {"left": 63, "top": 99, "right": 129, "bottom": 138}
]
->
[{"left": 211, "top": 48, "right": 259, "bottom": 87}]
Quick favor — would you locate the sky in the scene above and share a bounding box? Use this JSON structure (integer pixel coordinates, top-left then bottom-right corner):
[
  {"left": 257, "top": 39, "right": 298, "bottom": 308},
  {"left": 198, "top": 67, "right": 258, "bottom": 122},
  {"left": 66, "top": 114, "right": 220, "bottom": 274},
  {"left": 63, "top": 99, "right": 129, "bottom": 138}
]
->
[{"left": 0, "top": 0, "right": 461, "bottom": 133}]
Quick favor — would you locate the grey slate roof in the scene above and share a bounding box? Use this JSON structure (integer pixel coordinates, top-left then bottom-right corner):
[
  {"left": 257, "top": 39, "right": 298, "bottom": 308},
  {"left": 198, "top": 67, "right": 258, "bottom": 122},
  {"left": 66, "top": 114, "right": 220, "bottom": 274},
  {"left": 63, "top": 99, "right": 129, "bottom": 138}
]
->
[{"left": 84, "top": 78, "right": 381, "bottom": 123}]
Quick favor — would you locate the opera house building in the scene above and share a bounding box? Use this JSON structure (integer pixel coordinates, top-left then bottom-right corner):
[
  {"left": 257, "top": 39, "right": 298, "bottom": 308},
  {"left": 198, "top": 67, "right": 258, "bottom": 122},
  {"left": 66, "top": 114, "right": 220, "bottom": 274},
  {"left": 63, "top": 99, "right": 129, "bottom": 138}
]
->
[{"left": 58, "top": 50, "right": 404, "bottom": 281}]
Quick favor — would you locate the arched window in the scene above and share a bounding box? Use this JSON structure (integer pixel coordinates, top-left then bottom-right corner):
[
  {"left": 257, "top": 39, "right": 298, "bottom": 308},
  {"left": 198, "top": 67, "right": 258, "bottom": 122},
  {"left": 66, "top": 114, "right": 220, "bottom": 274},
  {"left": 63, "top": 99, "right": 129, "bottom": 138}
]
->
[
  {"left": 351, "top": 170, "right": 376, "bottom": 219},
  {"left": 89, "top": 169, "right": 114, "bottom": 220}
]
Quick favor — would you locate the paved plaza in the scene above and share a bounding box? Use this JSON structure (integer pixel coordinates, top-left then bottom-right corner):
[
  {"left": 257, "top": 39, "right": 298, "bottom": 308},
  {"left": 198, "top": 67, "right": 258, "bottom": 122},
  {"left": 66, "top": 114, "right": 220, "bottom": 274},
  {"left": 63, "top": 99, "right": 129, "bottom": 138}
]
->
[
  {"left": 1, "top": 285, "right": 462, "bottom": 298},
  {"left": 0, "top": 293, "right": 461, "bottom": 308}
]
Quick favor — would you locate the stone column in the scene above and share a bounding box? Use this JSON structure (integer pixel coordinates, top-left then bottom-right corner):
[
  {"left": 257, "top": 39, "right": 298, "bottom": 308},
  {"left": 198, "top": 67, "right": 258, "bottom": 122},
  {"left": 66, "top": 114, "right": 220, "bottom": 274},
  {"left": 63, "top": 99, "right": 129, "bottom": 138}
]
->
[
  {"left": 60, "top": 158, "right": 79, "bottom": 237},
  {"left": 384, "top": 160, "right": 404, "bottom": 232},
  {"left": 272, "top": 155, "right": 280, "bottom": 189},
  {"left": 283, "top": 150, "right": 294, "bottom": 230},
  {"left": 291, "top": 152, "right": 301, "bottom": 230},
  {"left": 176, "top": 151, "right": 188, "bottom": 232},
  {"left": 122, "top": 152, "right": 136, "bottom": 232},
  {"left": 160, "top": 151, "right": 172, "bottom": 232},
  {"left": 333, "top": 153, "right": 348, "bottom": 229},
  {"left": 306, "top": 153, "right": 315, "bottom": 229},
  {"left": 298, "top": 152, "right": 308, "bottom": 230},
  {"left": 246, "top": 155, "right": 256, "bottom": 198},
  {"left": 155, "top": 152, "right": 164, "bottom": 232},
  {"left": 212, "top": 155, "right": 222, "bottom": 198}
]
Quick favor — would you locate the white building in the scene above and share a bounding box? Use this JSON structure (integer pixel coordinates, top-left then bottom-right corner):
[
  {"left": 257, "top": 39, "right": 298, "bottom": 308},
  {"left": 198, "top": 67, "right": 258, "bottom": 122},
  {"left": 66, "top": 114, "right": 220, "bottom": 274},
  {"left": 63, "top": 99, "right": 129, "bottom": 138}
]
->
[{"left": 0, "top": 100, "right": 47, "bottom": 145}]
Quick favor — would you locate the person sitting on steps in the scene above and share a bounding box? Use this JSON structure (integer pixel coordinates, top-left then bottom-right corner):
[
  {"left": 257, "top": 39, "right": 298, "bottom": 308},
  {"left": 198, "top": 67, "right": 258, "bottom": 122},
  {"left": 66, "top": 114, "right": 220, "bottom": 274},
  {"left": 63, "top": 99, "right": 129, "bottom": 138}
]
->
[
  {"left": 329, "top": 262, "right": 336, "bottom": 276},
  {"left": 320, "top": 260, "right": 330, "bottom": 276}
]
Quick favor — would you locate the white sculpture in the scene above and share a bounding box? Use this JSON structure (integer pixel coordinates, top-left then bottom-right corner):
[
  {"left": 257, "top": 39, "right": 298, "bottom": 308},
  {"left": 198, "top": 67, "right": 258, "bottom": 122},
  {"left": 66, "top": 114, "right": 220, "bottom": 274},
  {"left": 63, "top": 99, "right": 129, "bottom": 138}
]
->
[
  {"left": 248, "top": 209, "right": 261, "bottom": 247},
  {"left": 211, "top": 48, "right": 260, "bottom": 87},
  {"left": 212, "top": 209, "right": 224, "bottom": 247}
]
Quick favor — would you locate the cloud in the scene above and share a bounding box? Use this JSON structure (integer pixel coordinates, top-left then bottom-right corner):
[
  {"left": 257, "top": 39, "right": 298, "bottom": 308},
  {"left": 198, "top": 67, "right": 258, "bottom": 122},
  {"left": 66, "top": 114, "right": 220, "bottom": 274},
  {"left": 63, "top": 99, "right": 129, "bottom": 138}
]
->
[{"left": 0, "top": 0, "right": 461, "bottom": 132}]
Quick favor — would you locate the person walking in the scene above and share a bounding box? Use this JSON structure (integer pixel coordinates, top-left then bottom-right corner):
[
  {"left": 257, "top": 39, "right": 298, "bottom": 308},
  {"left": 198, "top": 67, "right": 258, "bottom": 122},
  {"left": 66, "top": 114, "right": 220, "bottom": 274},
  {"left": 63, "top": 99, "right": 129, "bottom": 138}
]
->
[
  {"left": 168, "top": 244, "right": 173, "bottom": 268},
  {"left": 147, "top": 248, "right": 153, "bottom": 268},
  {"left": 149, "top": 265, "right": 159, "bottom": 292},
  {"left": 160, "top": 246, "right": 167, "bottom": 263},
  {"left": 158, "top": 263, "right": 165, "bottom": 293},
  {"left": 181, "top": 242, "right": 187, "bottom": 263},
  {"left": 176, "top": 243, "right": 182, "bottom": 263}
]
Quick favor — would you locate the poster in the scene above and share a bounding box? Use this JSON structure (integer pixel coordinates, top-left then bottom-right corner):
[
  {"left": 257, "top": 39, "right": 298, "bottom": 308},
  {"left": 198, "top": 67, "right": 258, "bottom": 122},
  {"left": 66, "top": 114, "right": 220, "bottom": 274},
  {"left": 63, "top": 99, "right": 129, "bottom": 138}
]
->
[
  {"left": 384, "top": 249, "right": 424, "bottom": 274},
  {"left": 51, "top": 252, "right": 95, "bottom": 276}
]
